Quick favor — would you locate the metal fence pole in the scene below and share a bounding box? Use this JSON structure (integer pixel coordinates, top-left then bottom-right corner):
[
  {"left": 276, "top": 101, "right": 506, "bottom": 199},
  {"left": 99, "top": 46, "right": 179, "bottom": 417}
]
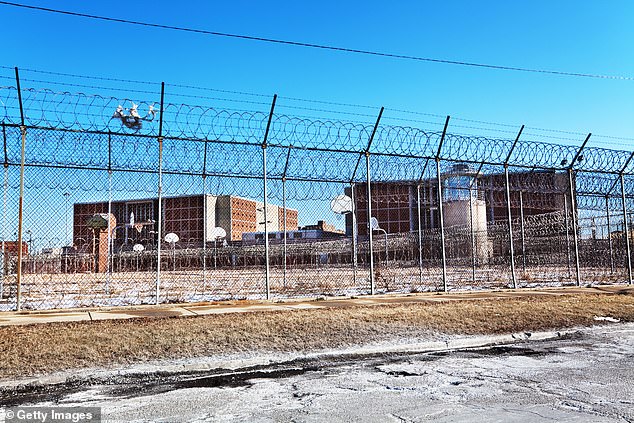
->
[
  {"left": 568, "top": 170, "right": 581, "bottom": 286},
  {"left": 365, "top": 152, "right": 375, "bottom": 295},
  {"left": 365, "top": 107, "right": 383, "bottom": 295},
  {"left": 503, "top": 125, "right": 523, "bottom": 289},
  {"left": 202, "top": 174, "right": 207, "bottom": 293},
  {"left": 504, "top": 165, "right": 517, "bottom": 288},
  {"left": 262, "top": 143, "right": 270, "bottom": 299},
  {"left": 281, "top": 146, "right": 292, "bottom": 290},
  {"left": 282, "top": 176, "right": 287, "bottom": 289},
  {"left": 156, "top": 136, "right": 163, "bottom": 303},
  {"left": 350, "top": 183, "right": 358, "bottom": 287},
  {"left": 106, "top": 132, "right": 113, "bottom": 293},
  {"left": 519, "top": 190, "right": 526, "bottom": 274},
  {"left": 566, "top": 134, "right": 589, "bottom": 287},
  {"left": 417, "top": 184, "right": 423, "bottom": 288},
  {"left": 1, "top": 124, "right": 7, "bottom": 298},
  {"left": 155, "top": 82, "right": 165, "bottom": 305},
  {"left": 262, "top": 94, "right": 277, "bottom": 300},
  {"left": 620, "top": 174, "right": 633, "bottom": 284},
  {"left": 202, "top": 137, "right": 208, "bottom": 293},
  {"left": 606, "top": 195, "right": 614, "bottom": 274},
  {"left": 15, "top": 68, "right": 26, "bottom": 311},
  {"left": 436, "top": 158, "right": 447, "bottom": 292},
  {"left": 563, "top": 194, "right": 572, "bottom": 279},
  {"left": 435, "top": 117, "right": 450, "bottom": 292}
]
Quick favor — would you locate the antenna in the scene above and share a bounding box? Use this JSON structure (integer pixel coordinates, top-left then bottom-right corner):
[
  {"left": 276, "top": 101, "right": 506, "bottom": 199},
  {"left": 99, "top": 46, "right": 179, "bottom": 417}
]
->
[{"left": 330, "top": 194, "right": 353, "bottom": 214}]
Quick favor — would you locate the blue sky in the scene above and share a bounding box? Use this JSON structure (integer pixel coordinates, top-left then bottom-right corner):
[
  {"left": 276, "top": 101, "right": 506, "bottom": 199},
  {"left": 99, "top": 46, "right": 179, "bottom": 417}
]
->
[{"left": 1, "top": 0, "right": 633, "bottom": 150}]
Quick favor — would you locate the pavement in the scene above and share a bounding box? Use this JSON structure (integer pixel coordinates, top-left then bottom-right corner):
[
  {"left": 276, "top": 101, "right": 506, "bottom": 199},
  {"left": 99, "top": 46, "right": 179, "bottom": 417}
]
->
[
  {"left": 1, "top": 285, "right": 631, "bottom": 327},
  {"left": 4, "top": 324, "right": 634, "bottom": 422}
]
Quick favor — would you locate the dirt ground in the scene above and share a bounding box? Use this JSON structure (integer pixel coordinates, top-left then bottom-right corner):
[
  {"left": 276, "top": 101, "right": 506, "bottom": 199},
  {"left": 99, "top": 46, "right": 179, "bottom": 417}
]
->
[{"left": 1, "top": 290, "right": 634, "bottom": 380}]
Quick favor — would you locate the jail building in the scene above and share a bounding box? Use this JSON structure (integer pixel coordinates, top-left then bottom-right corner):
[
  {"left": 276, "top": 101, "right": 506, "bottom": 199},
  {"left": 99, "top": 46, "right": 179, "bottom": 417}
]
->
[
  {"left": 346, "top": 165, "right": 571, "bottom": 237},
  {"left": 73, "top": 194, "right": 298, "bottom": 250}
]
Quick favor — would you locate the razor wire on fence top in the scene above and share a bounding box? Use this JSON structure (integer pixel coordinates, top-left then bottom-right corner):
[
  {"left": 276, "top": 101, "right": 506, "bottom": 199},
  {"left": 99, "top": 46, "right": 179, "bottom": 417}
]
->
[{"left": 0, "top": 67, "right": 633, "bottom": 311}]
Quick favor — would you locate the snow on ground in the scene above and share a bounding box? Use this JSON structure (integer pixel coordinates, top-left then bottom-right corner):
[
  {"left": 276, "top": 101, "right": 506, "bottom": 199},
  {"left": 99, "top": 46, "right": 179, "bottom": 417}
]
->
[{"left": 3, "top": 324, "right": 634, "bottom": 422}]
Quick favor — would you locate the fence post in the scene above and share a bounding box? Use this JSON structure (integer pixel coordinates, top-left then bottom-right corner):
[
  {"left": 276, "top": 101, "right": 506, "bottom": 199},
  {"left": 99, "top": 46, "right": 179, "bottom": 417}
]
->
[
  {"left": 365, "top": 152, "right": 374, "bottom": 295},
  {"left": 503, "top": 166, "right": 517, "bottom": 288},
  {"left": 417, "top": 183, "right": 423, "bottom": 288},
  {"left": 202, "top": 174, "right": 207, "bottom": 291},
  {"left": 365, "top": 107, "right": 384, "bottom": 295},
  {"left": 106, "top": 132, "right": 113, "bottom": 293},
  {"left": 563, "top": 194, "right": 572, "bottom": 279},
  {"left": 568, "top": 133, "right": 590, "bottom": 287},
  {"left": 202, "top": 137, "right": 208, "bottom": 293},
  {"left": 281, "top": 146, "right": 292, "bottom": 290},
  {"left": 262, "top": 94, "right": 277, "bottom": 300},
  {"left": 435, "top": 159, "right": 447, "bottom": 292},
  {"left": 606, "top": 195, "right": 614, "bottom": 274},
  {"left": 504, "top": 125, "right": 523, "bottom": 289},
  {"left": 350, "top": 182, "right": 357, "bottom": 286},
  {"left": 282, "top": 175, "right": 287, "bottom": 289},
  {"left": 0, "top": 124, "right": 6, "bottom": 299},
  {"left": 519, "top": 190, "right": 526, "bottom": 274},
  {"left": 155, "top": 82, "right": 165, "bottom": 304},
  {"left": 620, "top": 174, "right": 633, "bottom": 284},
  {"left": 14, "top": 67, "right": 26, "bottom": 311},
  {"left": 568, "top": 169, "right": 581, "bottom": 286},
  {"left": 436, "top": 116, "right": 450, "bottom": 292}
]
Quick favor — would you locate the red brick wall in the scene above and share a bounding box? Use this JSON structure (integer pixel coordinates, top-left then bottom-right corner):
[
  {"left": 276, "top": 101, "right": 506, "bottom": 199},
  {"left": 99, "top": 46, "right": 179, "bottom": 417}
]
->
[
  {"left": 164, "top": 195, "right": 204, "bottom": 245},
  {"left": 230, "top": 197, "right": 257, "bottom": 241}
]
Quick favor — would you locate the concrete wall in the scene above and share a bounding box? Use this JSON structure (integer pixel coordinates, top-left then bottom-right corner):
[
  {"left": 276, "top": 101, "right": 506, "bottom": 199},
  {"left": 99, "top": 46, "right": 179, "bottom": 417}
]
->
[{"left": 443, "top": 199, "right": 491, "bottom": 260}]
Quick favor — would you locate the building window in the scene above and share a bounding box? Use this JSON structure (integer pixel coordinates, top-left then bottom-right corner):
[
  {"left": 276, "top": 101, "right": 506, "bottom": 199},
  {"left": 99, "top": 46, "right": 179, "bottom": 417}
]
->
[{"left": 126, "top": 201, "right": 154, "bottom": 223}]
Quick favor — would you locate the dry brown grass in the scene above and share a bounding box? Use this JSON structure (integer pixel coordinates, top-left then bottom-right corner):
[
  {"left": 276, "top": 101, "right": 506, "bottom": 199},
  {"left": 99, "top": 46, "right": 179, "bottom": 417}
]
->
[{"left": 1, "top": 291, "right": 634, "bottom": 380}]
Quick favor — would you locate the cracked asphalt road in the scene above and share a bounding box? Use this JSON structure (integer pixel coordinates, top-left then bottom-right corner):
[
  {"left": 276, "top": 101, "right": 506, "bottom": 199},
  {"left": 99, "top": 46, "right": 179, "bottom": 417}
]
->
[{"left": 3, "top": 324, "right": 634, "bottom": 422}]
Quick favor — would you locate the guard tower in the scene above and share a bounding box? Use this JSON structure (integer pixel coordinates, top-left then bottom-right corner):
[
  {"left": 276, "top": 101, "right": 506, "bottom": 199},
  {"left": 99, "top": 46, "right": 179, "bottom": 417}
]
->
[{"left": 442, "top": 163, "right": 491, "bottom": 260}]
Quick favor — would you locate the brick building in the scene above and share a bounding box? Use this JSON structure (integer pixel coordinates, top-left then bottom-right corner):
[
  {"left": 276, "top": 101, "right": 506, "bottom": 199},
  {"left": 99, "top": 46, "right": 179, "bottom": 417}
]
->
[
  {"left": 73, "top": 194, "right": 298, "bottom": 250},
  {"left": 346, "top": 168, "right": 571, "bottom": 236}
]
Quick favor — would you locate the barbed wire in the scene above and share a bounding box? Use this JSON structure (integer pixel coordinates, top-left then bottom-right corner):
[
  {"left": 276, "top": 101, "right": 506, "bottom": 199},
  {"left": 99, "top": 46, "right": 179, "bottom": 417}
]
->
[{"left": 1, "top": 85, "right": 633, "bottom": 181}]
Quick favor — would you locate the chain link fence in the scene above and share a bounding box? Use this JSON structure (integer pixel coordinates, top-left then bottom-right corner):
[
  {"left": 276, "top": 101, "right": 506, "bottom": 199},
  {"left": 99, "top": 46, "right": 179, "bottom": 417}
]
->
[{"left": 0, "top": 73, "right": 632, "bottom": 311}]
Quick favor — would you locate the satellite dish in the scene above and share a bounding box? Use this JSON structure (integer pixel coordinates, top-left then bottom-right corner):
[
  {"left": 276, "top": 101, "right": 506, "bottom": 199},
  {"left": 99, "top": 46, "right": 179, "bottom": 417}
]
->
[
  {"left": 370, "top": 217, "right": 380, "bottom": 230},
  {"left": 330, "top": 194, "right": 353, "bottom": 214},
  {"left": 165, "top": 232, "right": 179, "bottom": 244},
  {"left": 210, "top": 227, "right": 227, "bottom": 240},
  {"left": 133, "top": 243, "right": 145, "bottom": 252}
]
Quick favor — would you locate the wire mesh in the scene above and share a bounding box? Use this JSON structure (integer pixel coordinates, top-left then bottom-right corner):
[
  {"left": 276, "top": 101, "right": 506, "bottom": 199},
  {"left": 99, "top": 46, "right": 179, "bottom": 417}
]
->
[{"left": 0, "top": 78, "right": 633, "bottom": 311}]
